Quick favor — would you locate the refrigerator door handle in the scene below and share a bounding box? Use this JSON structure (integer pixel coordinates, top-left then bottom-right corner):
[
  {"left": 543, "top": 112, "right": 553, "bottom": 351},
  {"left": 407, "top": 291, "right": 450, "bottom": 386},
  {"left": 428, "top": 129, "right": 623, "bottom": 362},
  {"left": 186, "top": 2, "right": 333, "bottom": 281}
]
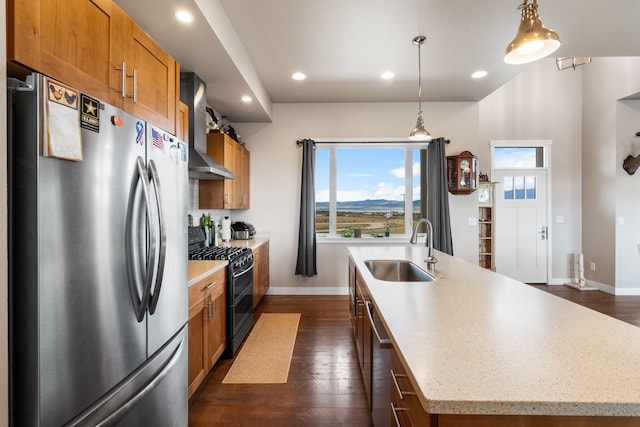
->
[
  {"left": 147, "top": 160, "right": 167, "bottom": 315},
  {"left": 126, "top": 156, "right": 155, "bottom": 322},
  {"left": 84, "top": 336, "right": 186, "bottom": 427}
]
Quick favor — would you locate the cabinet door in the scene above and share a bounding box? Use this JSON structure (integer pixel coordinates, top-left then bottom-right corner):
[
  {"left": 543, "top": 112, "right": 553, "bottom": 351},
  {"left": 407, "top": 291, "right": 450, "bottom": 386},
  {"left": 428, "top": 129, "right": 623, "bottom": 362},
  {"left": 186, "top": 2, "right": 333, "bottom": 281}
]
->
[
  {"left": 119, "top": 17, "right": 177, "bottom": 134},
  {"left": 187, "top": 298, "right": 207, "bottom": 398},
  {"left": 252, "top": 247, "right": 262, "bottom": 308},
  {"left": 177, "top": 101, "right": 189, "bottom": 142},
  {"left": 199, "top": 133, "right": 239, "bottom": 209},
  {"left": 8, "top": 0, "right": 119, "bottom": 105},
  {"left": 240, "top": 147, "right": 250, "bottom": 208},
  {"left": 206, "top": 283, "right": 226, "bottom": 368}
]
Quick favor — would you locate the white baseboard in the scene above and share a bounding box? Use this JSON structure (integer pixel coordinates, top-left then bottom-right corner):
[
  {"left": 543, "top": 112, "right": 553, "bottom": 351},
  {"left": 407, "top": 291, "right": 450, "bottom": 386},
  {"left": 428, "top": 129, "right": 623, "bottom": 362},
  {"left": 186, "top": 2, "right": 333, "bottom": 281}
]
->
[{"left": 267, "top": 286, "right": 349, "bottom": 296}]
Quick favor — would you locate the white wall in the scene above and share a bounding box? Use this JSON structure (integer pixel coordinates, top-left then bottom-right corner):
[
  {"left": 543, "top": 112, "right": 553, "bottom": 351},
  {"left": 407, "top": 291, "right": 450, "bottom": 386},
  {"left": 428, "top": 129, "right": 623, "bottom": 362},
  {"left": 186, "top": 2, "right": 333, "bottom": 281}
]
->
[
  {"left": 582, "top": 57, "right": 640, "bottom": 293},
  {"left": 478, "top": 58, "right": 583, "bottom": 283},
  {"left": 616, "top": 100, "right": 640, "bottom": 291},
  {"left": 231, "top": 102, "right": 479, "bottom": 292},
  {"left": 228, "top": 59, "right": 585, "bottom": 293}
]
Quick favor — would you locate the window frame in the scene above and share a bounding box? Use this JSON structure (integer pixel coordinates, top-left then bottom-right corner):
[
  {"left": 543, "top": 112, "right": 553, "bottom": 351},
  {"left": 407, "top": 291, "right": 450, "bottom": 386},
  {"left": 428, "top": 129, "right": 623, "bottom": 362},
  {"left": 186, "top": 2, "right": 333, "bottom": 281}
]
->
[{"left": 315, "top": 139, "right": 429, "bottom": 239}]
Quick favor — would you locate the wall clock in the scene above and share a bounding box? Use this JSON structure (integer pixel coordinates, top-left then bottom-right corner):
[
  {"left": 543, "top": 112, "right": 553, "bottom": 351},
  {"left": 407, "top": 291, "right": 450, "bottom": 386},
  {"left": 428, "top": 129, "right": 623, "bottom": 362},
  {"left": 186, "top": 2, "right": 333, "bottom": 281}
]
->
[{"left": 446, "top": 151, "right": 477, "bottom": 195}]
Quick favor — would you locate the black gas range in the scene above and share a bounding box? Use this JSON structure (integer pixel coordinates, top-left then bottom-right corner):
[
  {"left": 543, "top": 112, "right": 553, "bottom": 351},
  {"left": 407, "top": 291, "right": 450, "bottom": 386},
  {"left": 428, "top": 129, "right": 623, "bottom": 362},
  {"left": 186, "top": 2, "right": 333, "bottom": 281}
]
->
[{"left": 188, "top": 226, "right": 254, "bottom": 358}]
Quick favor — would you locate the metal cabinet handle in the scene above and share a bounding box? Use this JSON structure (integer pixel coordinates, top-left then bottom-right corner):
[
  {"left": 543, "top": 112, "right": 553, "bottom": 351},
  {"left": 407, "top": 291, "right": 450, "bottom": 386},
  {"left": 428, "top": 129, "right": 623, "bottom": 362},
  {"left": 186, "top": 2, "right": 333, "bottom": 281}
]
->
[
  {"left": 115, "top": 62, "right": 126, "bottom": 97},
  {"left": 390, "top": 369, "right": 415, "bottom": 400},
  {"left": 211, "top": 299, "right": 215, "bottom": 320},
  {"left": 203, "top": 281, "right": 217, "bottom": 291},
  {"left": 365, "top": 300, "right": 392, "bottom": 348},
  {"left": 129, "top": 69, "right": 138, "bottom": 103},
  {"left": 391, "top": 402, "right": 408, "bottom": 427}
]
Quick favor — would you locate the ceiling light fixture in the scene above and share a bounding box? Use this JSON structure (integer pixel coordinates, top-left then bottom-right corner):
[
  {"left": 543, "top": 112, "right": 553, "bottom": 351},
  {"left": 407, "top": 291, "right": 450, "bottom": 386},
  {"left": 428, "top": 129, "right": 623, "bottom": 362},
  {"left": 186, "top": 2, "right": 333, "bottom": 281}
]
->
[
  {"left": 504, "top": 0, "right": 561, "bottom": 65},
  {"left": 241, "top": 95, "right": 252, "bottom": 103},
  {"left": 292, "top": 72, "right": 306, "bottom": 81},
  {"left": 409, "top": 35, "right": 432, "bottom": 141},
  {"left": 471, "top": 70, "right": 488, "bottom": 79},
  {"left": 380, "top": 71, "right": 395, "bottom": 80},
  {"left": 175, "top": 10, "right": 194, "bottom": 23}
]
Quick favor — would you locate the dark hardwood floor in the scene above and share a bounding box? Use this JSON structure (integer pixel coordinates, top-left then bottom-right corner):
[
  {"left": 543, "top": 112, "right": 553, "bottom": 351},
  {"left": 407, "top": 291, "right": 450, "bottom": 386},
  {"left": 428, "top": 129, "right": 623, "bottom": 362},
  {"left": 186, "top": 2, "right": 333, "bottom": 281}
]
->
[
  {"left": 188, "top": 295, "right": 371, "bottom": 426},
  {"left": 531, "top": 284, "right": 640, "bottom": 327},
  {"left": 188, "top": 286, "right": 640, "bottom": 426}
]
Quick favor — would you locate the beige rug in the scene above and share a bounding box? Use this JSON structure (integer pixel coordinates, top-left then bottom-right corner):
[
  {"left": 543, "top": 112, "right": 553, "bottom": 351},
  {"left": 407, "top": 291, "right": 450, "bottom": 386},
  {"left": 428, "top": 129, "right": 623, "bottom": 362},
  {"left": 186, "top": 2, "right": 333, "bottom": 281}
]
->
[{"left": 222, "top": 313, "right": 301, "bottom": 384}]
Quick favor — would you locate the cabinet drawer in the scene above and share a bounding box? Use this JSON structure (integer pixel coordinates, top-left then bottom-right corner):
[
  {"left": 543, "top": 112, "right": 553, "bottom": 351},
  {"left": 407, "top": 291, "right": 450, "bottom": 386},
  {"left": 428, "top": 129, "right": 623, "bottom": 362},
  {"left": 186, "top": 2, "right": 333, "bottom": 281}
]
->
[
  {"left": 189, "top": 268, "right": 226, "bottom": 308},
  {"left": 390, "top": 348, "right": 436, "bottom": 426}
]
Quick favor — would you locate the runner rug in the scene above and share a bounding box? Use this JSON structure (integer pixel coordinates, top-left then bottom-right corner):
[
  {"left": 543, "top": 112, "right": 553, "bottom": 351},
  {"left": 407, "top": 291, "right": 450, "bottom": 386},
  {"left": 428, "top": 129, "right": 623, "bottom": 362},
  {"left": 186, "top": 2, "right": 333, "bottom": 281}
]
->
[{"left": 222, "top": 313, "right": 301, "bottom": 384}]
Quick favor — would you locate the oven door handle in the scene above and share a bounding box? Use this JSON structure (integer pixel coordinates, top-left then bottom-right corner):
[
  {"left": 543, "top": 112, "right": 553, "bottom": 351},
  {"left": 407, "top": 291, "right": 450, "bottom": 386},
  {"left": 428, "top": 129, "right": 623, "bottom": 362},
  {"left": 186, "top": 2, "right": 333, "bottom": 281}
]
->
[{"left": 231, "top": 259, "right": 254, "bottom": 279}]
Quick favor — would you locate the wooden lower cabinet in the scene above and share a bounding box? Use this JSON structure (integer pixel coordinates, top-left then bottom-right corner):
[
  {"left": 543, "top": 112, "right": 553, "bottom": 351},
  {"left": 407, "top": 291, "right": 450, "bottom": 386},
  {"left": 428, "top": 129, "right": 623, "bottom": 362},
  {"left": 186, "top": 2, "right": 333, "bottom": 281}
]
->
[
  {"left": 188, "top": 268, "right": 226, "bottom": 398},
  {"left": 253, "top": 241, "right": 269, "bottom": 308},
  {"left": 390, "top": 347, "right": 437, "bottom": 427}
]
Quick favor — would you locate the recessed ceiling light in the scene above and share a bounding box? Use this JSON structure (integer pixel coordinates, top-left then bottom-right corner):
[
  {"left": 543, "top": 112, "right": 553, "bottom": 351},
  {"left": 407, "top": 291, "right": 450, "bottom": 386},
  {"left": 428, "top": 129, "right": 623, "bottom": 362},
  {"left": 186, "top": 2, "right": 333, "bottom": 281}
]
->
[
  {"left": 175, "top": 10, "right": 194, "bottom": 23},
  {"left": 471, "top": 70, "right": 488, "bottom": 79},
  {"left": 292, "top": 72, "right": 306, "bottom": 81},
  {"left": 380, "top": 71, "right": 395, "bottom": 80},
  {"left": 241, "top": 95, "right": 252, "bottom": 103}
]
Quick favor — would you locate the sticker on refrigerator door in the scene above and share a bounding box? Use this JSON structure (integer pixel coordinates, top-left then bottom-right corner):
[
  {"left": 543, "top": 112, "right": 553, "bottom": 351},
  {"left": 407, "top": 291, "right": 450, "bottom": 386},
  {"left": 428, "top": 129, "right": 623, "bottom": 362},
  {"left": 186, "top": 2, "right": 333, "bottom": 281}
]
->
[
  {"left": 135, "top": 122, "right": 144, "bottom": 145},
  {"left": 151, "top": 128, "right": 164, "bottom": 152},
  {"left": 80, "top": 94, "right": 100, "bottom": 133},
  {"left": 181, "top": 142, "right": 187, "bottom": 162},
  {"left": 44, "top": 77, "right": 83, "bottom": 161}
]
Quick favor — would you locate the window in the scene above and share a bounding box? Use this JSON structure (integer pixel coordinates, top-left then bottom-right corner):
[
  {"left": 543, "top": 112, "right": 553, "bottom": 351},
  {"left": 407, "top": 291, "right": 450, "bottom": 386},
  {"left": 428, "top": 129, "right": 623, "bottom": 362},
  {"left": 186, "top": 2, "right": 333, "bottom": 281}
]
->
[
  {"left": 502, "top": 175, "right": 537, "bottom": 200},
  {"left": 315, "top": 143, "right": 423, "bottom": 237},
  {"left": 494, "top": 147, "right": 545, "bottom": 169}
]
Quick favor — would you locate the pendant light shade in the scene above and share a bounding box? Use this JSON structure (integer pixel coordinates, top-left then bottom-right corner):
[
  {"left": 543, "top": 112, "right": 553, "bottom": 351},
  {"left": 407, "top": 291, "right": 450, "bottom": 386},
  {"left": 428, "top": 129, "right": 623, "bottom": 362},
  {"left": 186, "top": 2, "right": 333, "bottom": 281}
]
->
[
  {"left": 504, "top": 0, "right": 560, "bottom": 65},
  {"left": 409, "top": 35, "right": 432, "bottom": 141}
]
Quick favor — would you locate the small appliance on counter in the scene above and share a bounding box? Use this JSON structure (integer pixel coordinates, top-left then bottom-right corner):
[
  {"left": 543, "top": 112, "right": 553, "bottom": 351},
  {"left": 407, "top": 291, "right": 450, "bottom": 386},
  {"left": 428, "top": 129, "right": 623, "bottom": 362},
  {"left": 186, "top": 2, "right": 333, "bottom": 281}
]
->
[
  {"left": 221, "top": 217, "right": 232, "bottom": 242},
  {"left": 231, "top": 222, "right": 256, "bottom": 240}
]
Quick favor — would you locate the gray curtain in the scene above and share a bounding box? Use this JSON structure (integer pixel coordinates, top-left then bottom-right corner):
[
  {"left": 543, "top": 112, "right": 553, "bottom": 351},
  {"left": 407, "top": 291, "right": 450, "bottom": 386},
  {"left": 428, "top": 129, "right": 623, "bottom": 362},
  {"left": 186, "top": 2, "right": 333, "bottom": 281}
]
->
[
  {"left": 295, "top": 139, "right": 317, "bottom": 277},
  {"left": 426, "top": 137, "right": 454, "bottom": 255}
]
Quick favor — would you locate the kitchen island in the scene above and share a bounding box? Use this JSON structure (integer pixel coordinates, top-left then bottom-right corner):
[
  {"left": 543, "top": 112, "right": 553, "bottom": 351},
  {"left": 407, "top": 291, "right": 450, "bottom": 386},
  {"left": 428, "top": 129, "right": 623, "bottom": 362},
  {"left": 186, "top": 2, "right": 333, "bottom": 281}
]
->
[{"left": 348, "top": 246, "right": 640, "bottom": 425}]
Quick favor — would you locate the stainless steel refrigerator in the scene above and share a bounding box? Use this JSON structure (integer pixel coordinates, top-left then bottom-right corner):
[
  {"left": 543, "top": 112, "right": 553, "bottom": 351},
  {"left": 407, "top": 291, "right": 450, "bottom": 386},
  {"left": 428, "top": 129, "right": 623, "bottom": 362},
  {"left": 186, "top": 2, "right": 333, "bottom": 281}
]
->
[{"left": 8, "top": 72, "right": 188, "bottom": 426}]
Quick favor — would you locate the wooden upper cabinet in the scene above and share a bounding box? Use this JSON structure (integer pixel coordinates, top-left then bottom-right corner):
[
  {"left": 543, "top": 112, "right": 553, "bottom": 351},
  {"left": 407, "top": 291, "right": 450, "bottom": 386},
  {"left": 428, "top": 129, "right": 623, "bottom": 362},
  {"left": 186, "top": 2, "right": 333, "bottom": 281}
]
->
[
  {"left": 7, "top": 0, "right": 120, "bottom": 105},
  {"left": 199, "top": 132, "right": 251, "bottom": 210},
  {"left": 115, "top": 12, "right": 177, "bottom": 134},
  {"left": 8, "top": 0, "right": 179, "bottom": 135}
]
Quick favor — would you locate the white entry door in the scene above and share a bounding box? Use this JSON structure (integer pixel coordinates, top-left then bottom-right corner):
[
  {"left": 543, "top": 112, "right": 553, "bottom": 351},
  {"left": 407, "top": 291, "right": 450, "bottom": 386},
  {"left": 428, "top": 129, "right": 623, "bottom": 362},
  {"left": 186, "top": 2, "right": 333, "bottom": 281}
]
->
[{"left": 494, "top": 169, "right": 548, "bottom": 283}]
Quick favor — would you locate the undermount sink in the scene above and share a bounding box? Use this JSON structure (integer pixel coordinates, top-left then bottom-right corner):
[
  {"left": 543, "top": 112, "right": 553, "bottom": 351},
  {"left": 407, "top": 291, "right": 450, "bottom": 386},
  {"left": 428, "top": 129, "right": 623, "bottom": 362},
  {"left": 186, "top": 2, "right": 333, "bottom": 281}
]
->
[{"left": 364, "top": 260, "right": 436, "bottom": 282}]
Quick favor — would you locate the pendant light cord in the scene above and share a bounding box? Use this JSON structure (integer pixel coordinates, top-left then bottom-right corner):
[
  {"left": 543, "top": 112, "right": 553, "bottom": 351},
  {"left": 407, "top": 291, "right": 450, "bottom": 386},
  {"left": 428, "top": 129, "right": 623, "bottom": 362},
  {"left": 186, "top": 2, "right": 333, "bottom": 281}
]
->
[{"left": 413, "top": 35, "right": 426, "bottom": 114}]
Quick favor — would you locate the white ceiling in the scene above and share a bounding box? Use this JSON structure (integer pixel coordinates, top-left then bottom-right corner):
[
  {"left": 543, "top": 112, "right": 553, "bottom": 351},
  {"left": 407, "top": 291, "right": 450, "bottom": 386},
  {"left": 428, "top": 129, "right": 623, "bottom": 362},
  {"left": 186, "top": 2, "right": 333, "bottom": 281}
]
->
[{"left": 114, "top": 0, "right": 640, "bottom": 123}]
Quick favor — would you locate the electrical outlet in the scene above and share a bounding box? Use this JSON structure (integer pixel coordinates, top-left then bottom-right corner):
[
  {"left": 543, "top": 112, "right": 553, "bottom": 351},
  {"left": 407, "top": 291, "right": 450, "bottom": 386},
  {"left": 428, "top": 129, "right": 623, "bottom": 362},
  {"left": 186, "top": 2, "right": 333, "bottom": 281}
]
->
[{"left": 590, "top": 262, "right": 596, "bottom": 271}]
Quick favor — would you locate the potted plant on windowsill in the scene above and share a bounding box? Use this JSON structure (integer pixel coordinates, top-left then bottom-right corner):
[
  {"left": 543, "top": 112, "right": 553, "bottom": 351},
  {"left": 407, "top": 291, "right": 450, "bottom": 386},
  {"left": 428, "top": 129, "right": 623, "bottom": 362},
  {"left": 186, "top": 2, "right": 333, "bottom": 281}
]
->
[
  {"left": 353, "top": 224, "right": 363, "bottom": 238},
  {"left": 384, "top": 224, "right": 390, "bottom": 237}
]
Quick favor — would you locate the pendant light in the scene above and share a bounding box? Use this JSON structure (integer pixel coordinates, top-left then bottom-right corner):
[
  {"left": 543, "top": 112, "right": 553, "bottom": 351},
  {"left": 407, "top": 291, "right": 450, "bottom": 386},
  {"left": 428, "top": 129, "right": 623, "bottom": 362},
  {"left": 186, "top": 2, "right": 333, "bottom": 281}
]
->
[
  {"left": 504, "top": 0, "right": 560, "bottom": 65},
  {"left": 409, "top": 35, "right": 432, "bottom": 141}
]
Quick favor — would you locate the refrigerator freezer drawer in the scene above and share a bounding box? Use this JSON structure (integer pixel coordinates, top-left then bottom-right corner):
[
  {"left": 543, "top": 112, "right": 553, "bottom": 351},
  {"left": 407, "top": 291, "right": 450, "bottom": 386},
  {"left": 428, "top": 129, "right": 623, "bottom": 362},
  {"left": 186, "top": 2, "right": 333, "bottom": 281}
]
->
[{"left": 67, "top": 326, "right": 188, "bottom": 427}]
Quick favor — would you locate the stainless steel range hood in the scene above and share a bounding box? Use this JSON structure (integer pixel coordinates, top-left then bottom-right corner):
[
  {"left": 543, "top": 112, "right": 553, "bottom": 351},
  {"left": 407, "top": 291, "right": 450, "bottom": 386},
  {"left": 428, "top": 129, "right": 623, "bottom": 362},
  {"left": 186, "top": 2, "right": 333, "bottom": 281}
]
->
[
  {"left": 180, "top": 72, "right": 235, "bottom": 180},
  {"left": 188, "top": 145, "right": 235, "bottom": 180}
]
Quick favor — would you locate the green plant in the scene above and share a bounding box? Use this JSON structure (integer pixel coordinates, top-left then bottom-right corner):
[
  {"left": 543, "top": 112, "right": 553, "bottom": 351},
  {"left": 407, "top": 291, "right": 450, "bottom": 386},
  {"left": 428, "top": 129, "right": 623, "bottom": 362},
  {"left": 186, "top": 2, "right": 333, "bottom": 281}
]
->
[
  {"left": 342, "top": 229, "right": 353, "bottom": 238},
  {"left": 354, "top": 224, "right": 364, "bottom": 229}
]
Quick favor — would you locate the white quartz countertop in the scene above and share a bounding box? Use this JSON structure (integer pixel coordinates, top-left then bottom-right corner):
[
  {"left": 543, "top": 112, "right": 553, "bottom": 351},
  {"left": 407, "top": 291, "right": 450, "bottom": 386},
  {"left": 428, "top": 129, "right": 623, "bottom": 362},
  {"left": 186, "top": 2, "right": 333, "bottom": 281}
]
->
[{"left": 348, "top": 246, "right": 640, "bottom": 417}]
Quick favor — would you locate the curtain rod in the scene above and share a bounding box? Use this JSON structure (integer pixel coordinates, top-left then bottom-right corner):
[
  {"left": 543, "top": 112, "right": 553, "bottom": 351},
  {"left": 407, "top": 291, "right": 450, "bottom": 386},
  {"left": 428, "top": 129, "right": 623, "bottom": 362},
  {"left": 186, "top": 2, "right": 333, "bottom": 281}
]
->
[{"left": 296, "top": 138, "right": 450, "bottom": 146}]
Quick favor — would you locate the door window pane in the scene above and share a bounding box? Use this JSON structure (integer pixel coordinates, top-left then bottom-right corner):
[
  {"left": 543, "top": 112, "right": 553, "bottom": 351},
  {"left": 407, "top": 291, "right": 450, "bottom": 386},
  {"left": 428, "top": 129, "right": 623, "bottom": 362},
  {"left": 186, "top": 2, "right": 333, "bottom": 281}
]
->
[
  {"left": 503, "top": 176, "right": 514, "bottom": 200},
  {"left": 514, "top": 176, "right": 525, "bottom": 199},
  {"left": 525, "top": 176, "right": 536, "bottom": 199}
]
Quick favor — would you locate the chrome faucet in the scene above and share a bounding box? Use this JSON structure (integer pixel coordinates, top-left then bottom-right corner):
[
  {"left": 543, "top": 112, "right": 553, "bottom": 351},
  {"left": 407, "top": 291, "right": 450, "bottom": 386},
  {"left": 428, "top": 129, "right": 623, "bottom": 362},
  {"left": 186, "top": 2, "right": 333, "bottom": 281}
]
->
[{"left": 410, "top": 218, "right": 438, "bottom": 269}]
